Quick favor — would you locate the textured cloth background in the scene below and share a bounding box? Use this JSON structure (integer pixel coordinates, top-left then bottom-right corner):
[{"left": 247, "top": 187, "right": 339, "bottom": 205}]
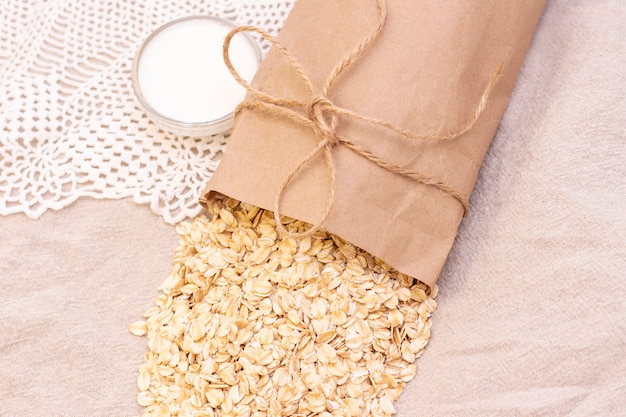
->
[{"left": 1, "top": 0, "right": 625, "bottom": 416}]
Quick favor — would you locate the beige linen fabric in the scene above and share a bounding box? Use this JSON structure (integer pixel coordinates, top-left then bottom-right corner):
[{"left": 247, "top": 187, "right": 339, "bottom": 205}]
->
[
  {"left": 0, "top": 0, "right": 624, "bottom": 416},
  {"left": 0, "top": 199, "right": 179, "bottom": 416}
]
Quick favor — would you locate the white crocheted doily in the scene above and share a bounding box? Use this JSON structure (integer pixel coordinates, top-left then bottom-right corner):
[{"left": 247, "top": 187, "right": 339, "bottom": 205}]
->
[{"left": 0, "top": 0, "right": 293, "bottom": 224}]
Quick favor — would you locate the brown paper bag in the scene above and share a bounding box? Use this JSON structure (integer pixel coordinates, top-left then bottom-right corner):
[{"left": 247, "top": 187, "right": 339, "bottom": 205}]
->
[{"left": 201, "top": 0, "right": 546, "bottom": 287}]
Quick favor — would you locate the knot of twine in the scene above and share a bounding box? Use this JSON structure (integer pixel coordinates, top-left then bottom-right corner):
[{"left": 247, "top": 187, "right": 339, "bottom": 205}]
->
[
  {"left": 306, "top": 96, "right": 339, "bottom": 146},
  {"left": 223, "top": 0, "right": 504, "bottom": 238}
]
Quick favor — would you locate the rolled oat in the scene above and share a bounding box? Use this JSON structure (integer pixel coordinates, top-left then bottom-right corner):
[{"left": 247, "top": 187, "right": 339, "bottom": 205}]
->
[{"left": 131, "top": 196, "right": 436, "bottom": 417}]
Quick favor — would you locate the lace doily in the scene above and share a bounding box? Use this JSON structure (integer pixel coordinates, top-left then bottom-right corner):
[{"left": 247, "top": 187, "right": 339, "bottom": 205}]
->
[{"left": 0, "top": 0, "right": 293, "bottom": 224}]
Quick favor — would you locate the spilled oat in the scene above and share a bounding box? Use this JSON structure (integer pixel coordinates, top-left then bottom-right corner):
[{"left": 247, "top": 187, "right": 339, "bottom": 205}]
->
[{"left": 131, "top": 196, "right": 436, "bottom": 417}]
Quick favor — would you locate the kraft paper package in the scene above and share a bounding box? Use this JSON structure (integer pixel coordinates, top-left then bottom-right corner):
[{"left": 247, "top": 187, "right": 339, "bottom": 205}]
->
[{"left": 201, "top": 0, "right": 547, "bottom": 287}]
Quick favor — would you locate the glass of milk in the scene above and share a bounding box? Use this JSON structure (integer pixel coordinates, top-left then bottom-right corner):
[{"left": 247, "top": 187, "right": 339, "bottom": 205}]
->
[{"left": 132, "top": 15, "right": 261, "bottom": 136}]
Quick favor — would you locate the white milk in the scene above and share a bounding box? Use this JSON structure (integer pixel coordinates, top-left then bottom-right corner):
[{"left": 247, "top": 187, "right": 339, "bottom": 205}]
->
[{"left": 137, "top": 17, "right": 260, "bottom": 125}]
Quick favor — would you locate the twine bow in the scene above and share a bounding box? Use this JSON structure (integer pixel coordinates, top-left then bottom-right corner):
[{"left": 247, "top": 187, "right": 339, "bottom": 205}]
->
[{"left": 222, "top": 0, "right": 503, "bottom": 238}]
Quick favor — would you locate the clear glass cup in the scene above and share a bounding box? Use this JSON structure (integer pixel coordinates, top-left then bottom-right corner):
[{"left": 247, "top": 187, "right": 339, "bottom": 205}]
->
[{"left": 132, "top": 15, "right": 262, "bottom": 137}]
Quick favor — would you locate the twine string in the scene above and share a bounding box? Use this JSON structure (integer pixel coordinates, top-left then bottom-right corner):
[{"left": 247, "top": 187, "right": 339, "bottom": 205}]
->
[{"left": 222, "top": 0, "right": 503, "bottom": 238}]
